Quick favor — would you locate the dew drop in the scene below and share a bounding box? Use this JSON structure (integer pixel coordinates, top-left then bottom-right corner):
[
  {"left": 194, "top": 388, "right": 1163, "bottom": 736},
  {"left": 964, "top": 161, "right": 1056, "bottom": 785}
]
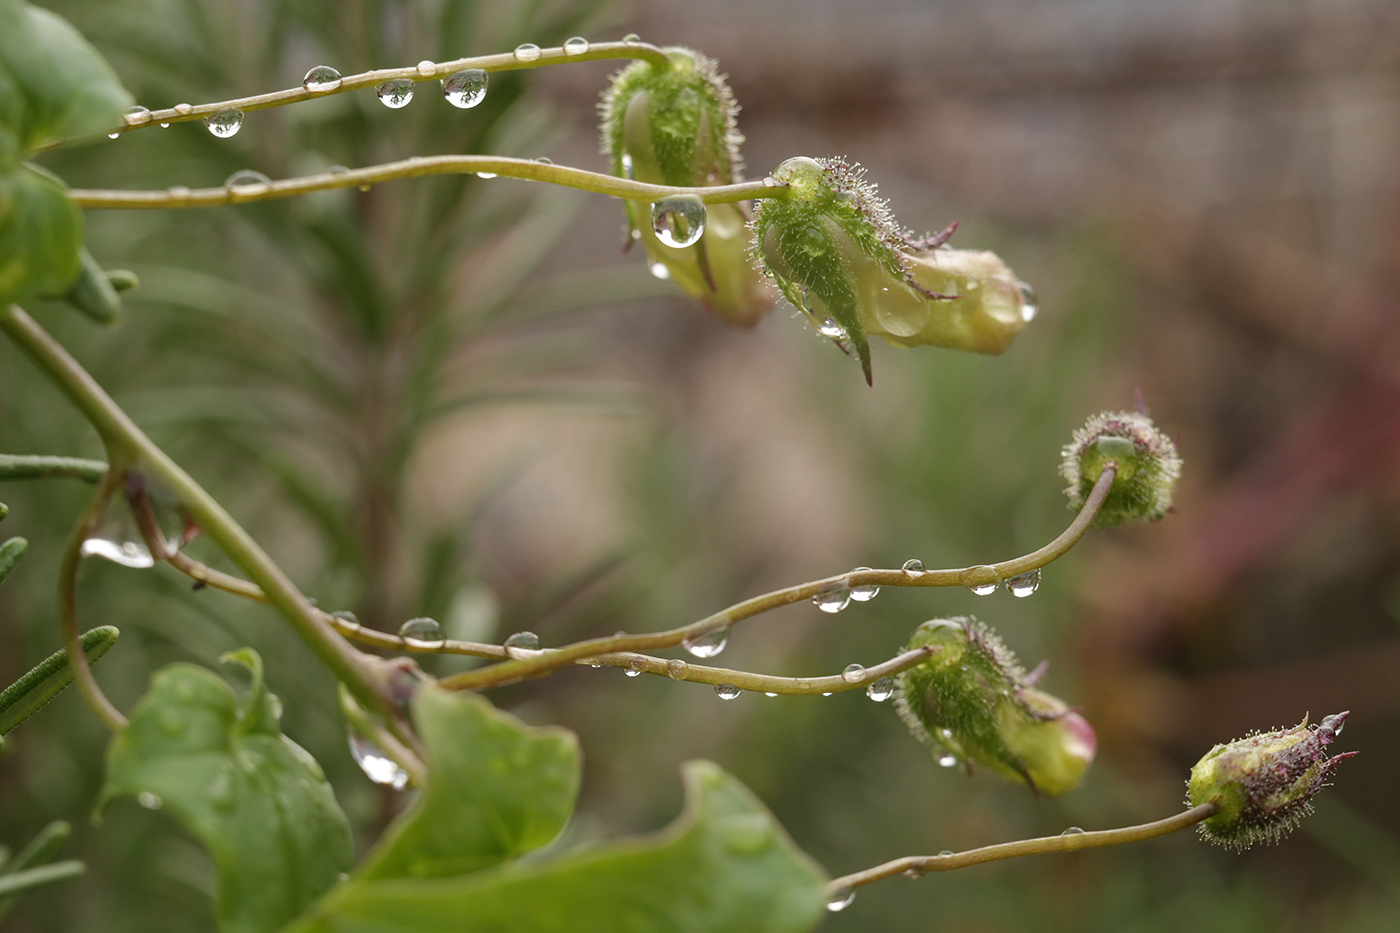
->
[
  {"left": 442, "top": 69, "right": 488, "bottom": 108},
  {"left": 1007, "top": 568, "right": 1041, "bottom": 598},
  {"left": 682, "top": 625, "right": 729, "bottom": 659},
  {"left": 826, "top": 887, "right": 855, "bottom": 912},
  {"left": 160, "top": 122, "right": 170, "bottom": 128},
  {"left": 1322, "top": 714, "right": 1346, "bottom": 738},
  {"left": 563, "top": 36, "right": 590, "bottom": 55},
  {"left": 666, "top": 658, "right": 689, "bottom": 680},
  {"left": 81, "top": 497, "right": 170, "bottom": 568},
  {"left": 513, "top": 43, "right": 542, "bottom": 62},
  {"left": 416, "top": 60, "right": 437, "bottom": 77},
  {"left": 166, "top": 185, "right": 191, "bottom": 200},
  {"left": 476, "top": 171, "right": 497, "bottom": 179},
  {"left": 622, "top": 32, "right": 641, "bottom": 44},
  {"left": 715, "top": 684, "right": 741, "bottom": 700},
  {"left": 124, "top": 105, "right": 152, "bottom": 126},
  {"left": 398, "top": 617, "right": 443, "bottom": 643},
  {"left": 938, "top": 753, "right": 959, "bottom": 768},
  {"left": 650, "top": 195, "right": 707, "bottom": 248},
  {"left": 866, "top": 677, "right": 894, "bottom": 701},
  {"left": 137, "top": 791, "right": 163, "bottom": 810},
  {"left": 108, "top": 132, "right": 120, "bottom": 139},
  {"left": 620, "top": 152, "right": 635, "bottom": 179},
  {"left": 649, "top": 261, "right": 671, "bottom": 280},
  {"left": 1017, "top": 281, "right": 1038, "bottom": 322},
  {"left": 1061, "top": 826, "right": 1086, "bottom": 836},
  {"left": 904, "top": 866, "right": 927, "bottom": 879},
  {"left": 534, "top": 156, "right": 554, "bottom": 164},
  {"left": 326, "top": 165, "right": 350, "bottom": 177},
  {"left": 224, "top": 169, "right": 271, "bottom": 196},
  {"left": 503, "top": 630, "right": 541, "bottom": 657},
  {"left": 938, "top": 849, "right": 954, "bottom": 857},
  {"left": 841, "top": 663, "right": 866, "bottom": 684},
  {"left": 174, "top": 102, "right": 193, "bottom": 115},
  {"left": 822, "top": 691, "right": 834, "bottom": 696},
  {"left": 764, "top": 692, "right": 778, "bottom": 697},
  {"left": 813, "top": 586, "right": 851, "bottom": 614},
  {"left": 818, "top": 317, "right": 848, "bottom": 340},
  {"left": 330, "top": 609, "right": 359, "bottom": 627},
  {"left": 302, "top": 65, "right": 343, "bottom": 92},
  {"left": 204, "top": 108, "right": 244, "bottom": 138},
  {"left": 849, "top": 567, "right": 880, "bottom": 601},
  {"left": 961, "top": 565, "right": 1001, "bottom": 596},
  {"left": 902, "top": 558, "right": 926, "bottom": 577},
  {"left": 624, "top": 657, "right": 647, "bottom": 678},
  {"left": 348, "top": 732, "right": 409, "bottom": 789},
  {"left": 376, "top": 78, "right": 415, "bottom": 108}
]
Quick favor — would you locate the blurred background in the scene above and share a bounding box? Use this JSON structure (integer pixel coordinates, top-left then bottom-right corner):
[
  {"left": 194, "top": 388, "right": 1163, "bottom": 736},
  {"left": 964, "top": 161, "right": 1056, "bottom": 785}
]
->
[{"left": 2, "top": 0, "right": 1399, "bottom": 929}]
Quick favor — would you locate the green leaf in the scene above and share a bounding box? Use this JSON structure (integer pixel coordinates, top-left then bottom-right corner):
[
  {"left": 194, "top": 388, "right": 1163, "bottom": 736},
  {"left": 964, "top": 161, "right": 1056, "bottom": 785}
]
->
[
  {"left": 358, "top": 686, "right": 580, "bottom": 881},
  {"left": 0, "top": 860, "right": 85, "bottom": 900},
  {"left": 0, "top": 1, "right": 132, "bottom": 164},
  {"left": 0, "top": 535, "right": 25, "bottom": 587},
  {"left": 0, "top": 820, "right": 72, "bottom": 920},
  {"left": 0, "top": 625, "right": 118, "bottom": 735},
  {"left": 0, "top": 162, "right": 83, "bottom": 304},
  {"left": 287, "top": 760, "right": 829, "bottom": 933},
  {"left": 102, "top": 653, "right": 352, "bottom": 933}
]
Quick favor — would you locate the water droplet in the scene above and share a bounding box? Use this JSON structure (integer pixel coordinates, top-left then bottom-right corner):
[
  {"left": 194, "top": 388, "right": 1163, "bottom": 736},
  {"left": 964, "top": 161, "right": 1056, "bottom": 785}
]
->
[
  {"left": 1007, "top": 568, "right": 1041, "bottom": 597},
  {"left": 416, "top": 60, "right": 437, "bottom": 76},
  {"left": 513, "top": 43, "right": 542, "bottom": 62},
  {"left": 682, "top": 625, "right": 729, "bottom": 659},
  {"left": 1061, "top": 826, "right": 1086, "bottom": 836},
  {"left": 826, "top": 887, "right": 855, "bottom": 912},
  {"left": 938, "top": 849, "right": 954, "bottom": 857},
  {"left": 348, "top": 732, "right": 409, "bottom": 789},
  {"left": 813, "top": 586, "right": 851, "bottom": 613},
  {"left": 795, "top": 679, "right": 813, "bottom": 692},
  {"left": 715, "top": 684, "right": 741, "bottom": 700},
  {"left": 302, "top": 65, "right": 343, "bottom": 92},
  {"left": 841, "top": 663, "right": 866, "bottom": 684},
  {"left": 108, "top": 132, "right": 120, "bottom": 139},
  {"left": 1017, "top": 281, "right": 1038, "bottom": 322},
  {"left": 204, "top": 108, "right": 244, "bottom": 138},
  {"left": 763, "top": 176, "right": 780, "bottom": 187},
  {"left": 849, "top": 567, "right": 879, "bottom": 601},
  {"left": 563, "top": 36, "right": 590, "bottom": 55},
  {"left": 961, "top": 565, "right": 1001, "bottom": 596},
  {"left": 904, "top": 866, "right": 927, "bottom": 879},
  {"left": 649, "top": 261, "right": 671, "bottom": 280},
  {"left": 160, "top": 122, "right": 170, "bottom": 128},
  {"left": 866, "top": 677, "right": 894, "bottom": 701},
  {"left": 620, "top": 152, "right": 635, "bottom": 179},
  {"left": 624, "top": 657, "right": 647, "bottom": 678},
  {"left": 822, "top": 691, "right": 834, "bottom": 696},
  {"left": 504, "top": 631, "right": 541, "bottom": 657},
  {"left": 818, "top": 317, "right": 848, "bottom": 340},
  {"left": 224, "top": 169, "right": 271, "bottom": 196},
  {"left": 938, "top": 753, "right": 959, "bottom": 768},
  {"left": 330, "top": 609, "right": 359, "bottom": 627},
  {"left": 534, "top": 156, "right": 553, "bottom": 164},
  {"left": 622, "top": 33, "right": 641, "bottom": 44},
  {"left": 650, "top": 195, "right": 707, "bottom": 248},
  {"left": 666, "top": 658, "right": 689, "bottom": 680},
  {"left": 124, "top": 105, "right": 152, "bottom": 126},
  {"left": 442, "top": 69, "right": 488, "bottom": 108},
  {"left": 476, "top": 171, "right": 497, "bottom": 179},
  {"left": 398, "top": 617, "right": 443, "bottom": 643},
  {"left": 81, "top": 496, "right": 178, "bottom": 568},
  {"left": 174, "top": 102, "right": 193, "bottom": 115},
  {"left": 137, "top": 791, "right": 163, "bottom": 810},
  {"left": 902, "top": 558, "right": 926, "bottom": 577},
  {"left": 376, "top": 78, "right": 415, "bottom": 108},
  {"left": 764, "top": 692, "right": 778, "bottom": 697},
  {"left": 327, "top": 165, "right": 350, "bottom": 177}
]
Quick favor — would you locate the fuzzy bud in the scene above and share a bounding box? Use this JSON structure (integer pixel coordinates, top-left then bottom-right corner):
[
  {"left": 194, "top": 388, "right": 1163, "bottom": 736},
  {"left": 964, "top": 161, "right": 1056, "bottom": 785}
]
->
[
  {"left": 894, "top": 617, "right": 1095, "bottom": 796},
  {"left": 1188, "top": 712, "right": 1356, "bottom": 850},
  {"left": 599, "top": 48, "right": 773, "bottom": 327},
  {"left": 1060, "top": 410, "right": 1182, "bottom": 527},
  {"left": 753, "top": 157, "right": 1034, "bottom": 385}
]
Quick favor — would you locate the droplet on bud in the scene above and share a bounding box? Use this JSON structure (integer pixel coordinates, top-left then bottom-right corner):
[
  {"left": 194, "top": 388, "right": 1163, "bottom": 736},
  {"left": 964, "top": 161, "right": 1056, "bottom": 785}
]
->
[
  {"left": 1017, "top": 281, "right": 1038, "bottom": 322},
  {"left": 137, "top": 791, "right": 163, "bottom": 810},
  {"left": 937, "top": 753, "right": 959, "bottom": 768},
  {"left": 204, "top": 108, "right": 244, "bottom": 138},
  {"left": 377, "top": 78, "right": 415, "bottom": 108},
  {"left": 650, "top": 195, "right": 707, "bottom": 248},
  {"left": 442, "top": 69, "right": 488, "bottom": 109},
  {"left": 302, "top": 65, "right": 343, "bottom": 92},
  {"left": 682, "top": 625, "right": 729, "bottom": 659}
]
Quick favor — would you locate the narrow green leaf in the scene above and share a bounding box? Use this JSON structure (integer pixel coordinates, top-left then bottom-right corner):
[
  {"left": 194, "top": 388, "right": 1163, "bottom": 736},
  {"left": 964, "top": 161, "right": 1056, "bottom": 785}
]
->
[
  {"left": 0, "top": 536, "right": 25, "bottom": 587},
  {"left": 288, "top": 760, "right": 829, "bottom": 933},
  {"left": 102, "top": 655, "right": 352, "bottom": 933},
  {"left": 0, "top": 860, "right": 85, "bottom": 900},
  {"left": 0, "top": 625, "right": 119, "bottom": 735},
  {"left": 0, "top": 162, "right": 83, "bottom": 305},
  {"left": 358, "top": 686, "right": 580, "bottom": 881},
  {"left": 0, "top": 820, "right": 72, "bottom": 919}
]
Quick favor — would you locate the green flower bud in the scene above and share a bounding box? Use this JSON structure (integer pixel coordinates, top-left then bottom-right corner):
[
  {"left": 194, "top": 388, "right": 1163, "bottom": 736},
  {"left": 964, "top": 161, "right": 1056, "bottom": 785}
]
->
[
  {"left": 600, "top": 48, "right": 774, "bottom": 327},
  {"left": 1060, "top": 410, "right": 1182, "bottom": 527},
  {"left": 895, "top": 617, "right": 1095, "bottom": 796},
  {"left": 1188, "top": 712, "right": 1356, "bottom": 850},
  {"left": 753, "top": 157, "right": 1034, "bottom": 385}
]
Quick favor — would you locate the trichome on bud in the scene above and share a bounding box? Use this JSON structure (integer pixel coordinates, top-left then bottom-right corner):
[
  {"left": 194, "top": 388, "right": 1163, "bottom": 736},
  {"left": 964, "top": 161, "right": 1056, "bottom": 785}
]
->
[{"left": 1060, "top": 410, "right": 1182, "bottom": 527}]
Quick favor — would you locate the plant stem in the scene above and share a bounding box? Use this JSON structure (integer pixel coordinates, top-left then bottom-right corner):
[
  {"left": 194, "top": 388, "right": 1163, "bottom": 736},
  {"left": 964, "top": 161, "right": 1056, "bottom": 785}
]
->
[
  {"left": 68, "top": 159, "right": 780, "bottom": 210},
  {"left": 438, "top": 466, "right": 1117, "bottom": 692},
  {"left": 591, "top": 646, "right": 933, "bottom": 695},
  {"left": 827, "top": 803, "right": 1217, "bottom": 894},
  {"left": 0, "top": 455, "right": 107, "bottom": 483}
]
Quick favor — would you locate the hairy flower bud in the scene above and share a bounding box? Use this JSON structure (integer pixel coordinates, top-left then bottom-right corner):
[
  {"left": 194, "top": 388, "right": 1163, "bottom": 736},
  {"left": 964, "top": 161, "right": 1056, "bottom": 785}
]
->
[
  {"left": 1188, "top": 712, "right": 1356, "bottom": 850},
  {"left": 753, "top": 156, "right": 1034, "bottom": 385},
  {"left": 600, "top": 48, "right": 774, "bottom": 327},
  {"left": 1060, "top": 410, "right": 1182, "bottom": 527},
  {"left": 894, "top": 618, "right": 1095, "bottom": 796}
]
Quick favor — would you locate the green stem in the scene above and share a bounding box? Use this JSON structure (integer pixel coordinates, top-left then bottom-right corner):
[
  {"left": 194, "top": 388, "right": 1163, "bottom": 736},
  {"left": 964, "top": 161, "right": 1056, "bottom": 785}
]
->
[
  {"left": 0, "top": 455, "right": 107, "bottom": 483},
  {"left": 439, "top": 466, "right": 1117, "bottom": 692},
  {"left": 827, "top": 803, "right": 1217, "bottom": 894},
  {"left": 68, "top": 159, "right": 780, "bottom": 210},
  {"left": 593, "top": 646, "right": 933, "bottom": 695}
]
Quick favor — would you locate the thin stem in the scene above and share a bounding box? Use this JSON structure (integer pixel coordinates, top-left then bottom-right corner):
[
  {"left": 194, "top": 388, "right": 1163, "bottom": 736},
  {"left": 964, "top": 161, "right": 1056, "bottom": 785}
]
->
[
  {"left": 439, "top": 467, "right": 1117, "bottom": 692},
  {"left": 57, "top": 469, "right": 127, "bottom": 731},
  {"left": 68, "top": 159, "right": 780, "bottom": 210},
  {"left": 828, "top": 803, "right": 1217, "bottom": 894},
  {"left": 591, "top": 646, "right": 934, "bottom": 695},
  {"left": 0, "top": 455, "right": 107, "bottom": 483}
]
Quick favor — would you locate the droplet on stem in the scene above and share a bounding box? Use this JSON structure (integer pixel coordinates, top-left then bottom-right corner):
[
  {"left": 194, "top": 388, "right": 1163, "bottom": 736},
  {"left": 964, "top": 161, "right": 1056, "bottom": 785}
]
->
[
  {"left": 398, "top": 617, "right": 443, "bottom": 643},
  {"left": 715, "top": 684, "right": 741, "bottom": 700},
  {"left": 938, "top": 753, "right": 959, "bottom": 768},
  {"left": 377, "top": 78, "right": 415, "bottom": 108},
  {"left": 682, "top": 625, "right": 729, "bottom": 659},
  {"left": 124, "top": 105, "right": 152, "bottom": 126},
  {"left": 503, "top": 631, "right": 541, "bottom": 657},
  {"left": 825, "top": 887, "right": 855, "bottom": 912},
  {"left": 442, "top": 69, "right": 488, "bottom": 109},
  {"left": 563, "top": 36, "right": 590, "bottom": 55},
  {"left": 204, "top": 108, "right": 244, "bottom": 138},
  {"left": 960, "top": 564, "right": 1001, "bottom": 596},
  {"left": 513, "top": 42, "right": 542, "bottom": 62},
  {"left": 666, "top": 658, "right": 689, "bottom": 680},
  {"left": 622, "top": 32, "right": 641, "bottom": 44},
  {"left": 1061, "top": 826, "right": 1086, "bottom": 836},
  {"left": 302, "top": 65, "right": 343, "bottom": 92},
  {"left": 902, "top": 558, "right": 926, "bottom": 577},
  {"left": 649, "top": 261, "right": 671, "bottom": 280},
  {"left": 650, "top": 195, "right": 707, "bottom": 248},
  {"left": 1007, "top": 568, "right": 1041, "bottom": 597},
  {"left": 624, "top": 657, "right": 647, "bottom": 677},
  {"left": 348, "top": 732, "right": 409, "bottom": 789},
  {"left": 1017, "top": 281, "right": 1038, "bottom": 322},
  {"left": 841, "top": 663, "right": 866, "bottom": 684},
  {"left": 416, "top": 60, "right": 437, "bottom": 77},
  {"left": 477, "top": 171, "right": 497, "bottom": 179},
  {"left": 849, "top": 567, "right": 880, "bottom": 601},
  {"left": 224, "top": 169, "right": 271, "bottom": 195},
  {"left": 812, "top": 586, "right": 851, "bottom": 614},
  {"left": 866, "top": 677, "right": 894, "bottom": 702},
  {"left": 174, "top": 102, "right": 193, "bottom": 115}
]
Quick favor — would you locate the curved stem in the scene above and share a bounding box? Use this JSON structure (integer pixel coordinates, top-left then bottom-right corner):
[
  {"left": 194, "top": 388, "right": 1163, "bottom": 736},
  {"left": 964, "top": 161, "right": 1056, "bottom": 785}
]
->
[
  {"left": 438, "top": 467, "right": 1117, "bottom": 692},
  {"left": 828, "top": 803, "right": 1216, "bottom": 894},
  {"left": 0, "top": 454, "right": 108, "bottom": 483},
  {"left": 592, "top": 646, "right": 934, "bottom": 695},
  {"left": 68, "top": 159, "right": 780, "bottom": 210}
]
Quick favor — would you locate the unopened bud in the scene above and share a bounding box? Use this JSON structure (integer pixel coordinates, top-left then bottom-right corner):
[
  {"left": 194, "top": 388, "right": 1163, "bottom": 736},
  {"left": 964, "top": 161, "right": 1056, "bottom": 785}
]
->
[
  {"left": 1060, "top": 410, "right": 1182, "bottom": 526},
  {"left": 1188, "top": 712, "right": 1356, "bottom": 850},
  {"left": 894, "top": 618, "right": 1095, "bottom": 796}
]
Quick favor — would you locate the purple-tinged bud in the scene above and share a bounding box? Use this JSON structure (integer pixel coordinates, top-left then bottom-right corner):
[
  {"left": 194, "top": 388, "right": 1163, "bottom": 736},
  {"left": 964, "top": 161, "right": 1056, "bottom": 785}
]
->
[
  {"left": 1060, "top": 410, "right": 1182, "bottom": 527},
  {"left": 1188, "top": 711, "right": 1357, "bottom": 850}
]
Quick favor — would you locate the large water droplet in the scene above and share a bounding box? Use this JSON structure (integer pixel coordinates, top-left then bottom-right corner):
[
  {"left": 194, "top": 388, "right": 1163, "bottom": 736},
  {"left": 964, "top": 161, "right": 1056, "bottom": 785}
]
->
[
  {"left": 513, "top": 43, "right": 542, "bottom": 62},
  {"left": 1017, "top": 281, "right": 1038, "bottom": 322},
  {"left": 81, "top": 497, "right": 183, "bottom": 568},
  {"left": 961, "top": 565, "right": 1001, "bottom": 596},
  {"left": 442, "top": 69, "right": 488, "bottom": 109},
  {"left": 416, "top": 60, "right": 437, "bottom": 76},
  {"left": 683, "top": 625, "right": 729, "bottom": 659},
  {"left": 205, "top": 108, "right": 244, "bottom": 138},
  {"left": 938, "top": 753, "right": 959, "bottom": 768},
  {"left": 841, "top": 663, "right": 866, "bottom": 684},
  {"left": 866, "top": 677, "right": 894, "bottom": 702},
  {"left": 849, "top": 567, "right": 879, "bottom": 601},
  {"left": 563, "top": 36, "right": 590, "bottom": 55},
  {"left": 124, "top": 105, "right": 152, "bottom": 126},
  {"left": 137, "top": 791, "right": 163, "bottom": 810},
  {"left": 1061, "top": 826, "right": 1086, "bottom": 836},
  {"left": 649, "top": 261, "right": 671, "bottom": 280},
  {"left": 826, "top": 888, "right": 855, "bottom": 912},
  {"left": 82, "top": 537, "right": 155, "bottom": 568},
  {"left": 224, "top": 169, "right": 271, "bottom": 196},
  {"left": 398, "top": 617, "right": 443, "bottom": 643},
  {"left": 348, "top": 732, "right": 409, "bottom": 789},
  {"left": 902, "top": 558, "right": 926, "bottom": 577},
  {"left": 813, "top": 586, "right": 851, "bottom": 613},
  {"left": 377, "top": 78, "right": 415, "bottom": 108},
  {"left": 666, "top": 658, "right": 689, "bottom": 680},
  {"left": 715, "top": 684, "right": 741, "bottom": 700},
  {"left": 624, "top": 657, "right": 647, "bottom": 678},
  {"left": 302, "top": 65, "right": 343, "bottom": 92},
  {"left": 650, "top": 195, "right": 707, "bottom": 248},
  {"left": 1007, "top": 568, "right": 1041, "bottom": 598},
  {"left": 503, "top": 631, "right": 541, "bottom": 657}
]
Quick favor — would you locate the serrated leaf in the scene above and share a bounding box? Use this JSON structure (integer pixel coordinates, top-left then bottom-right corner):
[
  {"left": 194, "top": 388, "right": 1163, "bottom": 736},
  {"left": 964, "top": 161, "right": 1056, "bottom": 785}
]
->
[
  {"left": 102, "top": 654, "right": 352, "bottom": 933},
  {"left": 287, "top": 760, "right": 829, "bottom": 933},
  {"left": 358, "top": 686, "right": 580, "bottom": 881},
  {"left": 0, "top": 162, "right": 83, "bottom": 305}
]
